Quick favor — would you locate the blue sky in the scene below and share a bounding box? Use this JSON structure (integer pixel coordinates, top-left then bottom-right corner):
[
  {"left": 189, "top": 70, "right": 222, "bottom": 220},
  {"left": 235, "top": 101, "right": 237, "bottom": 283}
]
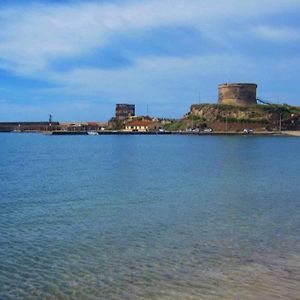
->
[{"left": 1, "top": 0, "right": 300, "bottom": 121}]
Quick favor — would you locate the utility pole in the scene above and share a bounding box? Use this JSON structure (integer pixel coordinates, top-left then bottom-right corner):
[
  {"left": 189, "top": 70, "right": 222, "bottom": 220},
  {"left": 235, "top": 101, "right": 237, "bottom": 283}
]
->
[
  {"left": 190, "top": 105, "right": 194, "bottom": 130},
  {"left": 279, "top": 112, "right": 282, "bottom": 131},
  {"left": 224, "top": 113, "right": 228, "bottom": 132}
]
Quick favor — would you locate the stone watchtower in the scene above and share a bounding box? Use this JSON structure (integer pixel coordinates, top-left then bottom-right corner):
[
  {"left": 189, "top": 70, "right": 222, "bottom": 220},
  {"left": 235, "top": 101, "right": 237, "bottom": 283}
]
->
[{"left": 218, "top": 83, "right": 257, "bottom": 106}]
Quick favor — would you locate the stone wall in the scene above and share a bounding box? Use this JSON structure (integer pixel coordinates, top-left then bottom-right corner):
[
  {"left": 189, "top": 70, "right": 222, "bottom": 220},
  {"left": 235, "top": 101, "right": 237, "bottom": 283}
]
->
[{"left": 218, "top": 83, "right": 257, "bottom": 105}]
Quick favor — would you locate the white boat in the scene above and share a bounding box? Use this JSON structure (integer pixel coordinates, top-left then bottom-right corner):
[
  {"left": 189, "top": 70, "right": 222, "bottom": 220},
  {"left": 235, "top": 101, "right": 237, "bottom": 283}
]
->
[{"left": 87, "top": 131, "right": 99, "bottom": 135}]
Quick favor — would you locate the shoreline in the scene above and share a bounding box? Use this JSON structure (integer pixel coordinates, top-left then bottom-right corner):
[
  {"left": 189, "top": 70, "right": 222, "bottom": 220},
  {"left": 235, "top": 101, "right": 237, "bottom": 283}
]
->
[
  {"left": 41, "top": 130, "right": 300, "bottom": 136},
  {"left": 1, "top": 130, "right": 299, "bottom": 136}
]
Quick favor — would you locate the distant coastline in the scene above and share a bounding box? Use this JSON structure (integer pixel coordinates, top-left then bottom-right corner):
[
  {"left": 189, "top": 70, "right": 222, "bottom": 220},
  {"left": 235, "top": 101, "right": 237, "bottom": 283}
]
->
[
  {"left": 1, "top": 83, "right": 300, "bottom": 135},
  {"left": 1, "top": 128, "right": 299, "bottom": 137}
]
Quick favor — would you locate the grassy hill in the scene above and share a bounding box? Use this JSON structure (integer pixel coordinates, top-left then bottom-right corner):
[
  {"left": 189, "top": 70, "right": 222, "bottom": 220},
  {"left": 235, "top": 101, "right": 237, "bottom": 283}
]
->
[{"left": 164, "top": 103, "right": 300, "bottom": 132}]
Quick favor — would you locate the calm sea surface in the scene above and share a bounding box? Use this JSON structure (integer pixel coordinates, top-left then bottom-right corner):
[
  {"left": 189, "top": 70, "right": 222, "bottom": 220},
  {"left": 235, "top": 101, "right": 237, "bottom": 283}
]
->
[{"left": 1, "top": 133, "right": 300, "bottom": 299}]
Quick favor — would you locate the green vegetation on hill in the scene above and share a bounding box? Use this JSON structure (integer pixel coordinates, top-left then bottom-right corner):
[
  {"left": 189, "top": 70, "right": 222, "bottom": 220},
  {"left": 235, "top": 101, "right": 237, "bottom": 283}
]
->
[
  {"left": 163, "top": 103, "right": 300, "bottom": 132},
  {"left": 190, "top": 103, "right": 300, "bottom": 123},
  {"left": 191, "top": 103, "right": 300, "bottom": 114},
  {"left": 164, "top": 120, "right": 190, "bottom": 131}
]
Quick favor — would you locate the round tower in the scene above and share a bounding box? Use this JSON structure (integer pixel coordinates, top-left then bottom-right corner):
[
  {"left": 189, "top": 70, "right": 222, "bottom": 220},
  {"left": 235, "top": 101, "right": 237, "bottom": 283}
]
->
[{"left": 218, "top": 83, "right": 257, "bottom": 105}]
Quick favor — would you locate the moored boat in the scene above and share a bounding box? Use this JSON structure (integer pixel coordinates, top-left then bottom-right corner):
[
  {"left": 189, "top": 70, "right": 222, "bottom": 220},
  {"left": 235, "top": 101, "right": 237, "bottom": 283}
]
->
[{"left": 87, "top": 131, "right": 99, "bottom": 135}]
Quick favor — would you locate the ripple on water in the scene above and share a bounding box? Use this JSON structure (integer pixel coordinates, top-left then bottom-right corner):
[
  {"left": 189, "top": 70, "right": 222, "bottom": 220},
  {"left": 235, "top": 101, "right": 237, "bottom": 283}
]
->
[{"left": 1, "top": 135, "right": 300, "bottom": 299}]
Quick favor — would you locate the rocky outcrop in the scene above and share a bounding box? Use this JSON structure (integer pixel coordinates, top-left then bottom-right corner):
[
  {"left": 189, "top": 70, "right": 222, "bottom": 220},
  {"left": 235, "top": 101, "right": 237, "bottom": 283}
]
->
[{"left": 190, "top": 104, "right": 294, "bottom": 124}]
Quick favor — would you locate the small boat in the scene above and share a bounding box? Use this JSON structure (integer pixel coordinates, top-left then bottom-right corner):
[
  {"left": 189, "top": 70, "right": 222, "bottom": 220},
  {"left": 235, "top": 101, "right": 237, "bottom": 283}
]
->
[{"left": 87, "top": 131, "right": 99, "bottom": 136}]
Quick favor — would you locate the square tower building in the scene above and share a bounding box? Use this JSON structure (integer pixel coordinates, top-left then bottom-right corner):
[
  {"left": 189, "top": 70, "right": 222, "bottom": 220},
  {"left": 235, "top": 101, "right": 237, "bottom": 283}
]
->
[{"left": 115, "top": 104, "right": 135, "bottom": 120}]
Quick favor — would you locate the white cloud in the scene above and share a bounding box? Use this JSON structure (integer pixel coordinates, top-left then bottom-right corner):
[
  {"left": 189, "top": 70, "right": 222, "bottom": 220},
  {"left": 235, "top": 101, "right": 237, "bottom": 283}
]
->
[
  {"left": 44, "top": 51, "right": 300, "bottom": 109},
  {"left": 253, "top": 25, "right": 300, "bottom": 42},
  {"left": 45, "top": 54, "right": 257, "bottom": 104},
  {"left": 0, "top": 0, "right": 300, "bottom": 76},
  {"left": 1, "top": 0, "right": 300, "bottom": 118}
]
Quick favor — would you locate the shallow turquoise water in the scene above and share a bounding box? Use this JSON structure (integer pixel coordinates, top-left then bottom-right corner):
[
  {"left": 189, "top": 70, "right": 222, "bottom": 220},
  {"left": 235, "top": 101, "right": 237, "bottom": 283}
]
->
[{"left": 0, "top": 134, "right": 300, "bottom": 299}]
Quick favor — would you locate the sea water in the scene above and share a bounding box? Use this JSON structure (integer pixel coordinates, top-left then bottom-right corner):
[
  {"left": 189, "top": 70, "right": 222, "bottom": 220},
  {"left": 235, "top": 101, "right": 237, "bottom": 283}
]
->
[{"left": 0, "top": 133, "right": 300, "bottom": 299}]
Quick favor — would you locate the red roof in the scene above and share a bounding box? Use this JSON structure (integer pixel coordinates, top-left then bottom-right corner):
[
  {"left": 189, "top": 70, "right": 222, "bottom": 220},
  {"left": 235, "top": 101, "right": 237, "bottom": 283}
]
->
[{"left": 126, "top": 120, "right": 153, "bottom": 127}]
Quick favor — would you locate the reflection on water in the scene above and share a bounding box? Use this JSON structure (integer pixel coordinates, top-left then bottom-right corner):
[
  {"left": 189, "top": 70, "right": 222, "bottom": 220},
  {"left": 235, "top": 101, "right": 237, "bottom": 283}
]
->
[{"left": 0, "top": 134, "right": 300, "bottom": 299}]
